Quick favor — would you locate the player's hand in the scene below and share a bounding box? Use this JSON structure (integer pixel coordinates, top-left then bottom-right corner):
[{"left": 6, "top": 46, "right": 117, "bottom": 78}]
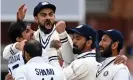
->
[
  {"left": 55, "top": 21, "right": 66, "bottom": 34},
  {"left": 50, "top": 40, "right": 61, "bottom": 50},
  {"left": 15, "top": 40, "right": 27, "bottom": 51},
  {"left": 17, "top": 4, "right": 27, "bottom": 21},
  {"left": 5, "top": 73, "right": 13, "bottom": 80},
  {"left": 114, "top": 55, "right": 127, "bottom": 65}
]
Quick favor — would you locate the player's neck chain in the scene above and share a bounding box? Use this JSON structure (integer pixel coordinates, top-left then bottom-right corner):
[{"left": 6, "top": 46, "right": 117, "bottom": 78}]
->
[{"left": 96, "top": 59, "right": 115, "bottom": 77}]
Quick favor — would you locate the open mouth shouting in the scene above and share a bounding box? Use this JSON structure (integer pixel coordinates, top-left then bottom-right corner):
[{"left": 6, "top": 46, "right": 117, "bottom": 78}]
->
[{"left": 44, "top": 20, "right": 53, "bottom": 29}]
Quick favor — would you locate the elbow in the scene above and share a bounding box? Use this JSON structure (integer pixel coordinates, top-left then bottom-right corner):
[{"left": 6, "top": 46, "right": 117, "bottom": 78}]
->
[{"left": 3, "top": 52, "right": 10, "bottom": 60}]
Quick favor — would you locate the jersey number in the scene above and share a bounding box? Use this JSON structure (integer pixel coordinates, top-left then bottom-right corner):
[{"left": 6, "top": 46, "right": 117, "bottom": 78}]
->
[
  {"left": 42, "top": 77, "right": 53, "bottom": 80},
  {"left": 9, "top": 64, "right": 19, "bottom": 74}
]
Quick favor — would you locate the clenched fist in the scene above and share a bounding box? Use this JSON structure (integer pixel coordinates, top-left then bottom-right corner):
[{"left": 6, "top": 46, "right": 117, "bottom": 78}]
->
[{"left": 55, "top": 21, "right": 66, "bottom": 34}]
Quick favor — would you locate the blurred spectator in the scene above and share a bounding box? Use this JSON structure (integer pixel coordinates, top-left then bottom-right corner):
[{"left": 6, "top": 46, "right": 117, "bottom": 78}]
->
[{"left": 126, "top": 30, "right": 133, "bottom": 79}]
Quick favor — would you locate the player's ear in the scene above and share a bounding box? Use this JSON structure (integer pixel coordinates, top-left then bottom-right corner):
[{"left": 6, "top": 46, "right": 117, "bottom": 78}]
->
[
  {"left": 25, "top": 51, "right": 31, "bottom": 61},
  {"left": 34, "top": 16, "right": 39, "bottom": 23},
  {"left": 86, "top": 40, "right": 92, "bottom": 47},
  {"left": 111, "top": 42, "right": 118, "bottom": 50}
]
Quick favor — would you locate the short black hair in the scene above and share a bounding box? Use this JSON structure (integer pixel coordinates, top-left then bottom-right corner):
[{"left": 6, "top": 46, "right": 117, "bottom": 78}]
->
[
  {"left": 24, "top": 39, "right": 42, "bottom": 58},
  {"left": 8, "top": 21, "right": 28, "bottom": 43}
]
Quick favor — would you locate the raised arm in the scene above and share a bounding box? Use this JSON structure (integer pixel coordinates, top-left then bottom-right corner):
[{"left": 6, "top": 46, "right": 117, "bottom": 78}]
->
[
  {"left": 17, "top": 4, "right": 27, "bottom": 21},
  {"left": 56, "top": 21, "right": 74, "bottom": 67}
]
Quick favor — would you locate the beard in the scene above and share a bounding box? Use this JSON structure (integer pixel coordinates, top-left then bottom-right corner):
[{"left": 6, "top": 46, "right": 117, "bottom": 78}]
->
[
  {"left": 73, "top": 42, "right": 86, "bottom": 55},
  {"left": 99, "top": 43, "right": 112, "bottom": 58},
  {"left": 39, "top": 19, "right": 55, "bottom": 34}
]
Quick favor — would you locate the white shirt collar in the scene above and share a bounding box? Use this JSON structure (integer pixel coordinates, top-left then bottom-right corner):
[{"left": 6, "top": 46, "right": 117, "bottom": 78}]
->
[
  {"left": 38, "top": 25, "right": 56, "bottom": 35},
  {"left": 77, "top": 49, "right": 96, "bottom": 59},
  {"left": 26, "top": 57, "right": 44, "bottom": 64},
  {"left": 102, "top": 57, "right": 116, "bottom": 65}
]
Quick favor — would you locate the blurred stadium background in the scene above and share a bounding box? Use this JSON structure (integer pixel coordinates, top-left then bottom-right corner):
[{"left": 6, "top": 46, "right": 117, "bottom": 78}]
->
[{"left": 1, "top": 0, "right": 133, "bottom": 79}]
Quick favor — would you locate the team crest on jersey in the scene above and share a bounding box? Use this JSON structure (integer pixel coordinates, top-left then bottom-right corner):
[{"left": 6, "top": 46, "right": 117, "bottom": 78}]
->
[{"left": 103, "top": 71, "right": 109, "bottom": 76}]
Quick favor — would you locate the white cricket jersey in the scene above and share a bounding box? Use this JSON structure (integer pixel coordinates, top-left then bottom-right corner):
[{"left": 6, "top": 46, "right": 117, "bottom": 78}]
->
[
  {"left": 34, "top": 27, "right": 73, "bottom": 63},
  {"left": 14, "top": 57, "right": 66, "bottom": 80},
  {"left": 62, "top": 50, "right": 101, "bottom": 80},
  {"left": 3, "top": 26, "right": 73, "bottom": 64},
  {"left": 3, "top": 43, "right": 20, "bottom": 60},
  {"left": 96, "top": 57, "right": 131, "bottom": 80},
  {"left": 48, "top": 48, "right": 101, "bottom": 80},
  {"left": 8, "top": 51, "right": 25, "bottom": 78}
]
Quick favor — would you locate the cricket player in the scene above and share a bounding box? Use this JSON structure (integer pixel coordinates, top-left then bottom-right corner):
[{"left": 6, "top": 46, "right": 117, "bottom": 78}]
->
[
  {"left": 49, "top": 24, "right": 129, "bottom": 80},
  {"left": 14, "top": 39, "right": 66, "bottom": 80},
  {"left": 47, "top": 24, "right": 101, "bottom": 80},
  {"left": 3, "top": 1, "right": 73, "bottom": 64},
  {"left": 96, "top": 29, "right": 131, "bottom": 80},
  {"left": 4, "top": 21, "right": 34, "bottom": 78}
]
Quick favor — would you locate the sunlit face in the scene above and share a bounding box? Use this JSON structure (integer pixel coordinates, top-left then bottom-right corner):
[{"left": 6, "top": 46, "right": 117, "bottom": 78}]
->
[
  {"left": 21, "top": 25, "right": 34, "bottom": 41},
  {"left": 99, "top": 34, "right": 113, "bottom": 57},
  {"left": 72, "top": 33, "right": 87, "bottom": 54},
  {"left": 35, "top": 8, "right": 55, "bottom": 33}
]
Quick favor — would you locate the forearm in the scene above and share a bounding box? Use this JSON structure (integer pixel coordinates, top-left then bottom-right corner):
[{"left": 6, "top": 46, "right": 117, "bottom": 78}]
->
[{"left": 59, "top": 31, "right": 74, "bottom": 65}]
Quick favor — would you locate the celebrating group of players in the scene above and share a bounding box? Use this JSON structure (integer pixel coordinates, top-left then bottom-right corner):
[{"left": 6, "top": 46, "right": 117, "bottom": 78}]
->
[{"left": 3, "top": 1, "right": 132, "bottom": 80}]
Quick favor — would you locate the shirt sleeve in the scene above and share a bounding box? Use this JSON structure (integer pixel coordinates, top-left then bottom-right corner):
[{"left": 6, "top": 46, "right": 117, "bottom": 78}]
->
[
  {"left": 3, "top": 43, "right": 19, "bottom": 60},
  {"left": 63, "top": 59, "right": 90, "bottom": 80},
  {"left": 14, "top": 66, "right": 27, "bottom": 80},
  {"left": 113, "top": 68, "right": 131, "bottom": 80},
  {"left": 59, "top": 31, "right": 74, "bottom": 66},
  {"left": 46, "top": 48, "right": 63, "bottom": 70}
]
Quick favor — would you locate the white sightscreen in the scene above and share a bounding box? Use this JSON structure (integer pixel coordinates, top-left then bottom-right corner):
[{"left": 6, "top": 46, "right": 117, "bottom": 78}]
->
[{"left": 1, "top": 0, "right": 85, "bottom": 22}]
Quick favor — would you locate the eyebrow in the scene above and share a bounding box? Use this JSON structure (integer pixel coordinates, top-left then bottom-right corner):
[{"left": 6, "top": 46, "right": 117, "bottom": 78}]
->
[{"left": 40, "top": 12, "right": 54, "bottom": 14}]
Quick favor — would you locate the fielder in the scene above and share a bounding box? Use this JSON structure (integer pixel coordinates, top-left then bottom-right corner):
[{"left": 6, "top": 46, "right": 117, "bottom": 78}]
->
[
  {"left": 3, "top": 1, "right": 73, "bottom": 64},
  {"left": 4, "top": 21, "right": 34, "bottom": 78},
  {"left": 47, "top": 24, "right": 128, "bottom": 80},
  {"left": 14, "top": 39, "right": 66, "bottom": 80},
  {"left": 96, "top": 29, "right": 131, "bottom": 80}
]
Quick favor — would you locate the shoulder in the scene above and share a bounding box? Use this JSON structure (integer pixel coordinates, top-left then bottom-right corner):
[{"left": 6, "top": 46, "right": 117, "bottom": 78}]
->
[
  {"left": 15, "top": 65, "right": 26, "bottom": 73},
  {"left": 113, "top": 63, "right": 127, "bottom": 69},
  {"left": 3, "top": 44, "right": 13, "bottom": 49},
  {"left": 34, "top": 29, "right": 39, "bottom": 37}
]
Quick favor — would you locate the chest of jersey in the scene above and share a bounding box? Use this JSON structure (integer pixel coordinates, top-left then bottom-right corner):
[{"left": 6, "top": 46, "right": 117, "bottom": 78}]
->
[
  {"left": 36, "top": 30, "right": 59, "bottom": 54},
  {"left": 96, "top": 61, "right": 125, "bottom": 80},
  {"left": 8, "top": 52, "right": 25, "bottom": 77}
]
